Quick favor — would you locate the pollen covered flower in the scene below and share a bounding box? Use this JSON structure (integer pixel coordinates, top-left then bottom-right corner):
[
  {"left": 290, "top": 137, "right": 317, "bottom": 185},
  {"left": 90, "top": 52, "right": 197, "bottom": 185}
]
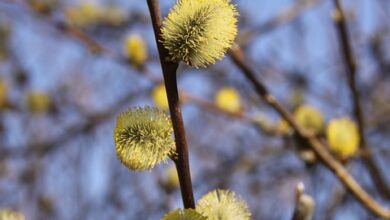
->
[
  {"left": 294, "top": 105, "right": 324, "bottom": 134},
  {"left": 0, "top": 209, "right": 25, "bottom": 220},
  {"left": 114, "top": 107, "right": 175, "bottom": 171},
  {"left": 152, "top": 84, "right": 169, "bottom": 110},
  {"left": 197, "top": 189, "right": 251, "bottom": 220},
  {"left": 161, "top": 0, "right": 238, "bottom": 68},
  {"left": 123, "top": 34, "right": 148, "bottom": 67},
  {"left": 326, "top": 117, "right": 359, "bottom": 158},
  {"left": 215, "top": 87, "right": 241, "bottom": 113},
  {"left": 162, "top": 209, "right": 206, "bottom": 220}
]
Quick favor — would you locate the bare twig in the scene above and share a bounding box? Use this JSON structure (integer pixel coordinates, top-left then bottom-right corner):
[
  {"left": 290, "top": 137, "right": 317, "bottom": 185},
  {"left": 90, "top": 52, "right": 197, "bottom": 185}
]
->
[
  {"left": 229, "top": 45, "right": 390, "bottom": 219},
  {"left": 332, "top": 0, "right": 390, "bottom": 199},
  {"left": 146, "top": 0, "right": 195, "bottom": 209}
]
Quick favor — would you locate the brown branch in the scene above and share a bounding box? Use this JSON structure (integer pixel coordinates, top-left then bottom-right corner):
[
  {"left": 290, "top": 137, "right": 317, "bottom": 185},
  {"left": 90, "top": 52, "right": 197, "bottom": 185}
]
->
[
  {"left": 229, "top": 45, "right": 390, "bottom": 219},
  {"left": 146, "top": 0, "right": 195, "bottom": 209},
  {"left": 332, "top": 0, "right": 390, "bottom": 199}
]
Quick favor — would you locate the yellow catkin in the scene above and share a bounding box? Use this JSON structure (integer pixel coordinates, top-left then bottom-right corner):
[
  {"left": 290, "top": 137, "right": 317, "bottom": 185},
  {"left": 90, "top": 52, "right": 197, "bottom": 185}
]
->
[
  {"left": 0, "top": 79, "right": 7, "bottom": 109},
  {"left": 26, "top": 91, "right": 51, "bottom": 114},
  {"left": 152, "top": 84, "right": 169, "bottom": 110},
  {"left": 0, "top": 209, "right": 25, "bottom": 220},
  {"left": 161, "top": 0, "right": 238, "bottom": 68},
  {"left": 99, "top": 6, "right": 126, "bottom": 26},
  {"left": 28, "top": 0, "right": 56, "bottom": 13},
  {"left": 215, "top": 87, "right": 241, "bottom": 113},
  {"left": 123, "top": 34, "right": 148, "bottom": 67},
  {"left": 277, "top": 119, "right": 290, "bottom": 134},
  {"left": 164, "top": 165, "right": 180, "bottom": 189},
  {"left": 114, "top": 107, "right": 175, "bottom": 171},
  {"left": 65, "top": 3, "right": 102, "bottom": 27},
  {"left": 197, "top": 189, "right": 251, "bottom": 220},
  {"left": 294, "top": 105, "right": 324, "bottom": 134},
  {"left": 326, "top": 117, "right": 360, "bottom": 158},
  {"left": 161, "top": 209, "right": 206, "bottom": 220}
]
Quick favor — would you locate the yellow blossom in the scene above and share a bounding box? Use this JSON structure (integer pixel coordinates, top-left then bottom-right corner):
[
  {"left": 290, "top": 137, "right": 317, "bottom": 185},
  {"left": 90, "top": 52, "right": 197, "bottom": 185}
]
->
[
  {"left": 161, "top": 0, "right": 238, "bottom": 68},
  {"left": 99, "top": 6, "right": 126, "bottom": 26},
  {"left": 152, "top": 84, "right": 169, "bottom": 110},
  {"left": 215, "top": 87, "right": 241, "bottom": 113},
  {"left": 197, "top": 189, "right": 251, "bottom": 220},
  {"left": 277, "top": 119, "right": 290, "bottom": 134},
  {"left": 65, "top": 3, "right": 102, "bottom": 27},
  {"left": 161, "top": 209, "right": 206, "bottom": 220},
  {"left": 0, "top": 209, "right": 25, "bottom": 220},
  {"left": 326, "top": 117, "right": 360, "bottom": 157},
  {"left": 26, "top": 91, "right": 51, "bottom": 114},
  {"left": 294, "top": 105, "right": 324, "bottom": 134},
  {"left": 114, "top": 107, "right": 175, "bottom": 171},
  {"left": 0, "top": 79, "right": 7, "bottom": 109},
  {"left": 163, "top": 165, "right": 180, "bottom": 189},
  {"left": 123, "top": 34, "right": 148, "bottom": 67}
]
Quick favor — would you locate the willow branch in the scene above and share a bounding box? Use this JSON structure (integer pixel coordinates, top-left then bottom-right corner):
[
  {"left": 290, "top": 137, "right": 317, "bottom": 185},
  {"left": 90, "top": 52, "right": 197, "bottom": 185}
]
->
[
  {"left": 332, "top": 0, "right": 390, "bottom": 199},
  {"left": 146, "top": 0, "right": 195, "bottom": 209},
  {"left": 229, "top": 45, "right": 390, "bottom": 219}
]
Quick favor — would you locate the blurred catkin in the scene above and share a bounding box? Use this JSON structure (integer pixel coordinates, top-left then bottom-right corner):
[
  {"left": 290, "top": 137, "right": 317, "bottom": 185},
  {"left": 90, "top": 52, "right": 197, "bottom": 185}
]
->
[
  {"left": 326, "top": 117, "right": 359, "bottom": 158},
  {"left": 26, "top": 91, "right": 51, "bottom": 114},
  {"left": 152, "top": 84, "right": 169, "bottom": 110},
  {"left": 294, "top": 105, "right": 324, "bottom": 134},
  {"left": 124, "top": 34, "right": 148, "bottom": 68},
  {"left": 0, "top": 209, "right": 25, "bottom": 220},
  {"left": 215, "top": 87, "right": 241, "bottom": 113},
  {"left": 0, "top": 78, "right": 7, "bottom": 109}
]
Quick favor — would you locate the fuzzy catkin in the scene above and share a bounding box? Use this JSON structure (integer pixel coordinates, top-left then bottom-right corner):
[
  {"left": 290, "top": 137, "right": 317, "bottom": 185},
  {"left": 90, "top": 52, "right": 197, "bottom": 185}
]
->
[
  {"left": 161, "top": 209, "right": 206, "bottom": 220},
  {"left": 197, "top": 189, "right": 251, "bottom": 220},
  {"left": 161, "top": 0, "right": 238, "bottom": 68},
  {"left": 114, "top": 107, "right": 175, "bottom": 171}
]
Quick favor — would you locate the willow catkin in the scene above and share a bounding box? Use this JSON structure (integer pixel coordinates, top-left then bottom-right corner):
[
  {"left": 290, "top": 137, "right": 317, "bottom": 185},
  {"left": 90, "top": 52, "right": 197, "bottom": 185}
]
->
[
  {"left": 161, "top": 0, "right": 238, "bottom": 68},
  {"left": 114, "top": 107, "right": 175, "bottom": 171}
]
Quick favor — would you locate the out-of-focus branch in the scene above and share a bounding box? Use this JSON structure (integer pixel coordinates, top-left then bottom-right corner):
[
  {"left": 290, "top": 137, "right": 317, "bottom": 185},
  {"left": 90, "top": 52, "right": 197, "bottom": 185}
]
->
[
  {"left": 332, "top": 0, "right": 390, "bottom": 199},
  {"left": 229, "top": 45, "right": 390, "bottom": 219},
  {"left": 323, "top": 186, "right": 347, "bottom": 220}
]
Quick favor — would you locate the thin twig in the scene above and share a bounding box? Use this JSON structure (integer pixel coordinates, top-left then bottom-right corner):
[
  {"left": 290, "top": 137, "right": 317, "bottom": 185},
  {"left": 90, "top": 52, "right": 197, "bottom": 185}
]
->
[
  {"left": 146, "top": 0, "right": 195, "bottom": 209},
  {"left": 332, "top": 0, "right": 390, "bottom": 199},
  {"left": 229, "top": 45, "right": 390, "bottom": 219}
]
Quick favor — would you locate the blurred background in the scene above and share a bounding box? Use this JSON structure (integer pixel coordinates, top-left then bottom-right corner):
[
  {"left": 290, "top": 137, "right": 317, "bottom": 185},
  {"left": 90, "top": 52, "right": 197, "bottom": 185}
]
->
[{"left": 0, "top": 0, "right": 389, "bottom": 219}]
